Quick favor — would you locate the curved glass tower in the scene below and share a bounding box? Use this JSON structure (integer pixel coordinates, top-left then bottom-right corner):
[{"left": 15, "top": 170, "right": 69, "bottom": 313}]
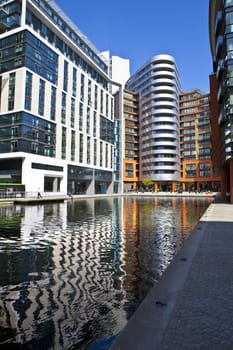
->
[{"left": 126, "top": 54, "right": 182, "bottom": 191}]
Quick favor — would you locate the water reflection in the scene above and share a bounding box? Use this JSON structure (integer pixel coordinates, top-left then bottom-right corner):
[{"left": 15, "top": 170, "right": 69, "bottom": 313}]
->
[{"left": 0, "top": 197, "right": 212, "bottom": 349}]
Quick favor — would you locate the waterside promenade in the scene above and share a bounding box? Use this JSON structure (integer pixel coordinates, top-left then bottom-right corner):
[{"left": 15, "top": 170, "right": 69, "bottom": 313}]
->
[
  {"left": 0, "top": 191, "right": 216, "bottom": 205},
  {"left": 110, "top": 199, "right": 233, "bottom": 350}
]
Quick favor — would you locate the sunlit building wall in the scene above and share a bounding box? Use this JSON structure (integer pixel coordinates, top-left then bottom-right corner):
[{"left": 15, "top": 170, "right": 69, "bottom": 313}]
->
[
  {"left": 119, "top": 89, "right": 140, "bottom": 192},
  {"left": 179, "top": 89, "right": 221, "bottom": 192},
  {"left": 103, "top": 52, "right": 130, "bottom": 95},
  {"left": 126, "top": 54, "right": 181, "bottom": 192},
  {"left": 123, "top": 90, "right": 139, "bottom": 192},
  {"left": 0, "top": 0, "right": 115, "bottom": 196}
]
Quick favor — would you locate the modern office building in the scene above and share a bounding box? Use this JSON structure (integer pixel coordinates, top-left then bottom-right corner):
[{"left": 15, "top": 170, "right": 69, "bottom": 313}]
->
[
  {"left": 209, "top": 0, "right": 233, "bottom": 202},
  {"left": 0, "top": 0, "right": 115, "bottom": 196},
  {"left": 126, "top": 54, "right": 182, "bottom": 192},
  {"left": 179, "top": 89, "right": 221, "bottom": 192}
]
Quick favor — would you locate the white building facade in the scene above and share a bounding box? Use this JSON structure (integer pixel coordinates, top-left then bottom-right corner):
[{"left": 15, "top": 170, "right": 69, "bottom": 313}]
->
[
  {"left": 126, "top": 54, "right": 182, "bottom": 191},
  {"left": 0, "top": 0, "right": 115, "bottom": 196}
]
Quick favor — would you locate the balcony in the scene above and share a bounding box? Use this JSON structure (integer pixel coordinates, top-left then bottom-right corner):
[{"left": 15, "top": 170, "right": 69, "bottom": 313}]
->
[
  {"left": 216, "top": 59, "right": 225, "bottom": 80},
  {"left": 225, "top": 0, "right": 233, "bottom": 8},
  {"left": 0, "top": 8, "right": 9, "bottom": 32},
  {"left": 214, "top": 10, "right": 223, "bottom": 36},
  {"left": 218, "top": 111, "right": 226, "bottom": 126},
  {"left": 217, "top": 84, "right": 225, "bottom": 104},
  {"left": 215, "top": 35, "right": 223, "bottom": 59}
]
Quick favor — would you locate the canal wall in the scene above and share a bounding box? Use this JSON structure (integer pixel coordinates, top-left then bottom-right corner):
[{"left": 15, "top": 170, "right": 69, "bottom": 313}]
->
[{"left": 110, "top": 200, "right": 233, "bottom": 349}]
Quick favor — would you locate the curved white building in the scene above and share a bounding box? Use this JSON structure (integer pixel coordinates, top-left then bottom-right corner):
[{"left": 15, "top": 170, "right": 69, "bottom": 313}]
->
[{"left": 126, "top": 54, "right": 182, "bottom": 191}]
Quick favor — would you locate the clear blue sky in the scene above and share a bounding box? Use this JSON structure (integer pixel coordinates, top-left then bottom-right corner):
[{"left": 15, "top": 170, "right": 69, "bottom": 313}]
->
[{"left": 55, "top": 0, "right": 212, "bottom": 93}]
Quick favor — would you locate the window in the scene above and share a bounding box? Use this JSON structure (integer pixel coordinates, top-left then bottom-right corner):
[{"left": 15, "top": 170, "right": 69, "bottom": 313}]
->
[
  {"left": 8, "top": 72, "right": 15, "bottom": 111},
  {"left": 79, "top": 133, "right": 83, "bottom": 163},
  {"left": 72, "top": 67, "right": 77, "bottom": 97},
  {"left": 100, "top": 141, "right": 103, "bottom": 166},
  {"left": 63, "top": 60, "right": 68, "bottom": 91},
  {"left": 38, "top": 79, "right": 45, "bottom": 116},
  {"left": 61, "top": 126, "right": 66, "bottom": 159},
  {"left": 94, "top": 139, "right": 97, "bottom": 165},
  {"left": 80, "top": 74, "right": 85, "bottom": 102},
  {"left": 25, "top": 71, "right": 32, "bottom": 111},
  {"left": 61, "top": 92, "right": 66, "bottom": 124},
  {"left": 86, "top": 107, "right": 91, "bottom": 134},
  {"left": 94, "top": 85, "right": 98, "bottom": 110},
  {"left": 87, "top": 136, "right": 91, "bottom": 164},
  {"left": 71, "top": 130, "right": 75, "bottom": 161},
  {"left": 100, "top": 90, "right": 104, "bottom": 114},
  {"left": 50, "top": 86, "right": 56, "bottom": 120},
  {"left": 93, "top": 111, "right": 97, "bottom": 137},
  {"left": 126, "top": 163, "right": 134, "bottom": 177},
  {"left": 199, "top": 163, "right": 211, "bottom": 177},
  {"left": 88, "top": 79, "right": 92, "bottom": 106},
  {"left": 70, "top": 97, "right": 75, "bottom": 128},
  {"left": 79, "top": 103, "right": 83, "bottom": 131}
]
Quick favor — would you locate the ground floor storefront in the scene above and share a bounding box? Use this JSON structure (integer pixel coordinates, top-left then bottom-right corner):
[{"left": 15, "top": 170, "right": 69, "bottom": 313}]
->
[{"left": 0, "top": 154, "right": 114, "bottom": 197}]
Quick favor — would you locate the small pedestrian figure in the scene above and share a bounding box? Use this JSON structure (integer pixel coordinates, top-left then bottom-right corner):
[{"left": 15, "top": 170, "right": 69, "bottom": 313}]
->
[
  {"left": 226, "top": 190, "right": 230, "bottom": 202},
  {"left": 37, "top": 191, "right": 42, "bottom": 199}
]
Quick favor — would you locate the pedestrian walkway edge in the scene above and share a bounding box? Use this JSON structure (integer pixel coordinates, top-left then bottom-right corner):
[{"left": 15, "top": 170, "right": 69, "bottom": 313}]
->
[{"left": 110, "top": 206, "right": 212, "bottom": 350}]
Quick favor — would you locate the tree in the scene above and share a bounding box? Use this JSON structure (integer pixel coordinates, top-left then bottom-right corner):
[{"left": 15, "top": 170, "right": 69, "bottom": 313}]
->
[{"left": 142, "top": 178, "right": 154, "bottom": 190}]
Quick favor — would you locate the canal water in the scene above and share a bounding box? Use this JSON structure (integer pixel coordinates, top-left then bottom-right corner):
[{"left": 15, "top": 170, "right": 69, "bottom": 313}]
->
[{"left": 0, "top": 196, "right": 212, "bottom": 349}]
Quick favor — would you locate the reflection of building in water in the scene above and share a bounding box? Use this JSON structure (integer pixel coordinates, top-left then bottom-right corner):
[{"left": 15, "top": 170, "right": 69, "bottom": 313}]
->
[
  {"left": 180, "top": 197, "right": 213, "bottom": 238},
  {"left": 121, "top": 197, "right": 211, "bottom": 295},
  {"left": 0, "top": 198, "right": 211, "bottom": 347},
  {"left": 121, "top": 197, "right": 182, "bottom": 299},
  {"left": 20, "top": 203, "right": 67, "bottom": 242},
  {"left": 121, "top": 197, "right": 140, "bottom": 299},
  {"left": 0, "top": 205, "right": 24, "bottom": 236},
  {"left": 0, "top": 199, "right": 126, "bottom": 348}
]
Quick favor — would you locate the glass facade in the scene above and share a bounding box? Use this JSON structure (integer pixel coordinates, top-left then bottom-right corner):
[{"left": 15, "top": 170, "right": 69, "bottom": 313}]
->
[
  {"left": 210, "top": 0, "right": 233, "bottom": 162},
  {"left": 0, "top": 31, "right": 58, "bottom": 83},
  {"left": 179, "top": 89, "right": 220, "bottom": 192},
  {"left": 0, "top": 112, "right": 56, "bottom": 156},
  {"left": 209, "top": 0, "right": 233, "bottom": 199}
]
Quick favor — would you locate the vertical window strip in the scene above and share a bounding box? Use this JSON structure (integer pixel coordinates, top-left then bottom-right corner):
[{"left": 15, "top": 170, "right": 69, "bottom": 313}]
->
[{"left": 8, "top": 72, "right": 16, "bottom": 111}]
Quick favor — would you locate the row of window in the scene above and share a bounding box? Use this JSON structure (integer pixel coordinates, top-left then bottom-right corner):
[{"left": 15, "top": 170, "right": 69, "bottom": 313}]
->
[
  {"left": 23, "top": 69, "right": 114, "bottom": 140},
  {"left": 30, "top": 0, "right": 107, "bottom": 73},
  {"left": 0, "top": 111, "right": 113, "bottom": 167},
  {"left": 185, "top": 171, "right": 211, "bottom": 178},
  {"left": 142, "top": 170, "right": 176, "bottom": 175},
  {"left": 142, "top": 154, "right": 176, "bottom": 159},
  {"left": 26, "top": 9, "right": 108, "bottom": 88},
  {"left": 0, "top": 31, "right": 58, "bottom": 83}
]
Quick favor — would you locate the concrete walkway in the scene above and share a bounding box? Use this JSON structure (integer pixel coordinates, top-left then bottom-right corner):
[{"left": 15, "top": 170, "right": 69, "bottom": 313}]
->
[
  {"left": 110, "top": 201, "right": 233, "bottom": 350},
  {"left": 0, "top": 191, "right": 215, "bottom": 205}
]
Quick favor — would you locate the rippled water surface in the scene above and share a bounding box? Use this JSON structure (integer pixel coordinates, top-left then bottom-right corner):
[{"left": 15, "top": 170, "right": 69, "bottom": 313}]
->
[{"left": 0, "top": 196, "right": 212, "bottom": 349}]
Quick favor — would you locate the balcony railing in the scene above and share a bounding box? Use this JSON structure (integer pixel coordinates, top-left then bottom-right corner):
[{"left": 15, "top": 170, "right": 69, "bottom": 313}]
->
[{"left": 214, "top": 10, "right": 223, "bottom": 35}]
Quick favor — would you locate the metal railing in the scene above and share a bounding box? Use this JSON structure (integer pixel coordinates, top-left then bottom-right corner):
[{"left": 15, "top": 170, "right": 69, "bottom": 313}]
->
[{"left": 0, "top": 191, "right": 25, "bottom": 199}]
